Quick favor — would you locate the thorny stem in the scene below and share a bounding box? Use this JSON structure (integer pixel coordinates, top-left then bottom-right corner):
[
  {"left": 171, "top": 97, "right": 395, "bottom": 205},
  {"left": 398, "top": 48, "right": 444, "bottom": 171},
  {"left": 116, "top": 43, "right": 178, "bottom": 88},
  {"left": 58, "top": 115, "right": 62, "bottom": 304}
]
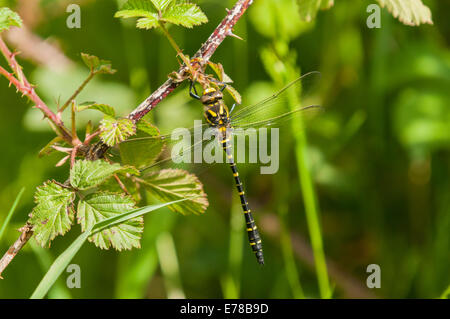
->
[
  {"left": 0, "top": 0, "right": 254, "bottom": 278},
  {"left": 127, "top": 0, "right": 254, "bottom": 123},
  {"left": 0, "top": 36, "right": 73, "bottom": 143}
]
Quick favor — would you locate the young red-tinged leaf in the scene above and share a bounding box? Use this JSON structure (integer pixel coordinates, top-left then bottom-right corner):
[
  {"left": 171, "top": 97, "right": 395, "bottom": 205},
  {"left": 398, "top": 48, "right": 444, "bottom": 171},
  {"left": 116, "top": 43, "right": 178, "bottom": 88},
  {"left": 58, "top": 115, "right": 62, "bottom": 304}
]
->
[
  {"left": 207, "top": 62, "right": 232, "bottom": 83},
  {"left": 226, "top": 85, "right": 242, "bottom": 105},
  {"left": 81, "top": 53, "right": 116, "bottom": 75},
  {"left": 140, "top": 168, "right": 208, "bottom": 215},
  {"left": 28, "top": 181, "right": 76, "bottom": 247},
  {"left": 78, "top": 102, "right": 116, "bottom": 117},
  {"left": 77, "top": 192, "right": 143, "bottom": 250},
  {"left": 161, "top": 2, "right": 208, "bottom": 28},
  {"left": 0, "top": 7, "right": 22, "bottom": 32},
  {"left": 70, "top": 160, "right": 138, "bottom": 190},
  {"left": 100, "top": 117, "right": 136, "bottom": 147}
]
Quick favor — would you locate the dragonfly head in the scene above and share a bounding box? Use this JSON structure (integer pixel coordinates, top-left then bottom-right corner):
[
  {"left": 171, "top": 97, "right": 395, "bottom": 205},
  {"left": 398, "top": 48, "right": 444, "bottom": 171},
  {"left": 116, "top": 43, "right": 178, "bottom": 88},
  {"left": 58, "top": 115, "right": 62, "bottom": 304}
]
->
[{"left": 200, "top": 87, "right": 223, "bottom": 105}]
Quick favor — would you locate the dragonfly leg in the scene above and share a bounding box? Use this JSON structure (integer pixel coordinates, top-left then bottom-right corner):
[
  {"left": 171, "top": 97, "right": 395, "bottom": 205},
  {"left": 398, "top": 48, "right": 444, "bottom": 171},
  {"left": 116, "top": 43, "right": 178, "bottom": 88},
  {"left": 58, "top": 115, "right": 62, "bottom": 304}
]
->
[{"left": 189, "top": 80, "right": 201, "bottom": 100}]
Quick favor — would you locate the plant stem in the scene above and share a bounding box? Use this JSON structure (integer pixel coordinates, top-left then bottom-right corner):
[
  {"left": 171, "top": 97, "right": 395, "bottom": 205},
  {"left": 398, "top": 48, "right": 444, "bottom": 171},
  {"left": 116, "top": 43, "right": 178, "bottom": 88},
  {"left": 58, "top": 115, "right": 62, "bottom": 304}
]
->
[
  {"left": 158, "top": 22, "right": 195, "bottom": 76},
  {"left": 127, "top": 0, "right": 254, "bottom": 123},
  {"left": 59, "top": 71, "right": 95, "bottom": 113},
  {"left": 0, "top": 36, "right": 73, "bottom": 143}
]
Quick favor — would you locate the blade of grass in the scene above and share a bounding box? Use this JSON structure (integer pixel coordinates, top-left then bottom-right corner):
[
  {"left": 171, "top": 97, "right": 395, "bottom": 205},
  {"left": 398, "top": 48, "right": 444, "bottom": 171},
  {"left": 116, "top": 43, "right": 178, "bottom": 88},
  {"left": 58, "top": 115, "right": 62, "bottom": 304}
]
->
[
  {"left": 279, "top": 204, "right": 304, "bottom": 298},
  {"left": 30, "top": 241, "right": 73, "bottom": 299},
  {"left": 221, "top": 195, "right": 244, "bottom": 298},
  {"left": 288, "top": 76, "right": 331, "bottom": 298},
  {"left": 30, "top": 198, "right": 189, "bottom": 299},
  {"left": 0, "top": 187, "right": 25, "bottom": 241},
  {"left": 156, "top": 232, "right": 185, "bottom": 299},
  {"left": 30, "top": 229, "right": 90, "bottom": 299},
  {"left": 440, "top": 284, "right": 450, "bottom": 299}
]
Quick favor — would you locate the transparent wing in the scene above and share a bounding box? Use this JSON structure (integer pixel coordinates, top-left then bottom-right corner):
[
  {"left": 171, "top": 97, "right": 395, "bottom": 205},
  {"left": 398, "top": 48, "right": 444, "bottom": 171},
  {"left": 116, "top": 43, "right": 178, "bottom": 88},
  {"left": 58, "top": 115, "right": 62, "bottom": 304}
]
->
[
  {"left": 113, "top": 123, "right": 223, "bottom": 172},
  {"left": 231, "top": 71, "right": 321, "bottom": 128}
]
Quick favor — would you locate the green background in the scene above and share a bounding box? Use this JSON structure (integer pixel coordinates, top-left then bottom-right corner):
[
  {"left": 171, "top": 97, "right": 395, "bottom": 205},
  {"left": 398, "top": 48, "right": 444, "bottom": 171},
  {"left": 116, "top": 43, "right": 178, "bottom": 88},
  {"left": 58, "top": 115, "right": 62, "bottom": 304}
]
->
[{"left": 0, "top": 0, "right": 449, "bottom": 298}]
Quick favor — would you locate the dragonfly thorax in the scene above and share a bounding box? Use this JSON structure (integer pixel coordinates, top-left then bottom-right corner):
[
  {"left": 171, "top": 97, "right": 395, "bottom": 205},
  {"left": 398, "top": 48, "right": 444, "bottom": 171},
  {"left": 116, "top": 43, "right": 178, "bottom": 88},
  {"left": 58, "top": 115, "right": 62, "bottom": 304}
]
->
[
  {"left": 202, "top": 87, "right": 230, "bottom": 127},
  {"left": 204, "top": 101, "right": 230, "bottom": 127}
]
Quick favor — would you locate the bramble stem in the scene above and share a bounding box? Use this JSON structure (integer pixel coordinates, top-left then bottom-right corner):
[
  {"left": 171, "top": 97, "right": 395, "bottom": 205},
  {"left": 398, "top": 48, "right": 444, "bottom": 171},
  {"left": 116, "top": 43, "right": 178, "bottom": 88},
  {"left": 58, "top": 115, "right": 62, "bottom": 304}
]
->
[{"left": 0, "top": 36, "right": 73, "bottom": 143}]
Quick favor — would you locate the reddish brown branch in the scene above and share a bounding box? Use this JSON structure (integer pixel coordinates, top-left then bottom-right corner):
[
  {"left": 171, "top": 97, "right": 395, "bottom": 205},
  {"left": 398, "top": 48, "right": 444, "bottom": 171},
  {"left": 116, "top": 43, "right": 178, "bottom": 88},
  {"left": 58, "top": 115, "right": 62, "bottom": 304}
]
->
[
  {"left": 127, "top": 0, "right": 253, "bottom": 122},
  {"left": 0, "top": 223, "right": 33, "bottom": 279},
  {"left": 0, "top": 36, "right": 73, "bottom": 143}
]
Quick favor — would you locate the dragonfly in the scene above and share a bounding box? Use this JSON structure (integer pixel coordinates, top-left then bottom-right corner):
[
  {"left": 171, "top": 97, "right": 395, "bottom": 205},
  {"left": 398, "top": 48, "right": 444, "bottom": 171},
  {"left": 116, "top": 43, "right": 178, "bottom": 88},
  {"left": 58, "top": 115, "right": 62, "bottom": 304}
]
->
[{"left": 115, "top": 71, "right": 321, "bottom": 265}]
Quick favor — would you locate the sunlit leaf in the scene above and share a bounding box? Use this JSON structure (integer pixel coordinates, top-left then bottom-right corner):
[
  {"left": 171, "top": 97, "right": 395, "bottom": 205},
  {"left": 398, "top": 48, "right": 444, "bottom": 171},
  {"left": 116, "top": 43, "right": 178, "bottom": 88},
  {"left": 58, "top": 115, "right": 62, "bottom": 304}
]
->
[
  {"left": 28, "top": 181, "right": 75, "bottom": 247},
  {"left": 78, "top": 102, "right": 116, "bottom": 117},
  {"left": 115, "top": 0, "right": 159, "bottom": 29},
  {"left": 136, "top": 17, "right": 159, "bottom": 29},
  {"left": 81, "top": 53, "right": 116, "bottom": 75},
  {"left": 77, "top": 192, "right": 143, "bottom": 250},
  {"left": 140, "top": 168, "right": 208, "bottom": 215},
  {"left": 151, "top": 0, "right": 174, "bottom": 12},
  {"left": 376, "top": 0, "right": 433, "bottom": 26},
  {"left": 70, "top": 160, "right": 137, "bottom": 190},
  {"left": 162, "top": 3, "right": 208, "bottom": 28},
  {"left": 100, "top": 117, "right": 136, "bottom": 147},
  {"left": 0, "top": 7, "right": 22, "bottom": 32}
]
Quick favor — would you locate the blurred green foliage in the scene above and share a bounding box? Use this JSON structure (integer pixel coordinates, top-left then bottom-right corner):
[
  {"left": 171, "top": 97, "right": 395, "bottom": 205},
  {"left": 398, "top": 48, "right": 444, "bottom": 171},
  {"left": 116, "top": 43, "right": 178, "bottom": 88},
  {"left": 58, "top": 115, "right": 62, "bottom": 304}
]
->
[{"left": 0, "top": 0, "right": 448, "bottom": 298}]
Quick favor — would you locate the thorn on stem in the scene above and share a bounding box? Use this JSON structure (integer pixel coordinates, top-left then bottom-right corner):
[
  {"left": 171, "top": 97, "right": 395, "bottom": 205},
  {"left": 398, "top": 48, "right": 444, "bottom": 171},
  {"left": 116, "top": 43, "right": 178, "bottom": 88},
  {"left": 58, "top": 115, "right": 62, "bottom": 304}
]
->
[{"left": 228, "top": 30, "right": 244, "bottom": 41}]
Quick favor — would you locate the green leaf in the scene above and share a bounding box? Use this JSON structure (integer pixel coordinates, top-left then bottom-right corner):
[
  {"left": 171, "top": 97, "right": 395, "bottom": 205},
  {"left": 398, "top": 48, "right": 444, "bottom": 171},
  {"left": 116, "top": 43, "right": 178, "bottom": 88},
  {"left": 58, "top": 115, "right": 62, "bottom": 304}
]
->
[
  {"left": 140, "top": 168, "right": 208, "bottom": 215},
  {"left": 115, "top": 0, "right": 159, "bottom": 29},
  {"left": 118, "top": 133, "right": 166, "bottom": 169},
  {"left": 70, "top": 159, "right": 136, "bottom": 190},
  {"left": 28, "top": 181, "right": 76, "bottom": 247},
  {"left": 100, "top": 117, "right": 136, "bottom": 147},
  {"left": 77, "top": 192, "right": 143, "bottom": 250},
  {"left": 297, "top": 0, "right": 334, "bottom": 22},
  {"left": 38, "top": 136, "right": 64, "bottom": 158},
  {"left": 77, "top": 102, "right": 116, "bottom": 117},
  {"left": 136, "top": 119, "right": 160, "bottom": 136},
  {"left": 0, "top": 7, "right": 22, "bottom": 32},
  {"left": 151, "top": 0, "right": 174, "bottom": 12},
  {"left": 162, "top": 3, "right": 208, "bottom": 28},
  {"left": 135, "top": 17, "right": 159, "bottom": 29},
  {"left": 80, "top": 53, "right": 117, "bottom": 75},
  {"left": 376, "top": 0, "right": 433, "bottom": 26},
  {"left": 31, "top": 198, "right": 189, "bottom": 299}
]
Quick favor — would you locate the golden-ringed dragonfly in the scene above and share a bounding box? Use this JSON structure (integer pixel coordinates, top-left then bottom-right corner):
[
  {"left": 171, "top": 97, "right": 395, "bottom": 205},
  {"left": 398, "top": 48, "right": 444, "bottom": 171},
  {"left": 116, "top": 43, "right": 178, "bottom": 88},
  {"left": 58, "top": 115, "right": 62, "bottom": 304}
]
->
[{"left": 116, "top": 71, "right": 321, "bottom": 265}]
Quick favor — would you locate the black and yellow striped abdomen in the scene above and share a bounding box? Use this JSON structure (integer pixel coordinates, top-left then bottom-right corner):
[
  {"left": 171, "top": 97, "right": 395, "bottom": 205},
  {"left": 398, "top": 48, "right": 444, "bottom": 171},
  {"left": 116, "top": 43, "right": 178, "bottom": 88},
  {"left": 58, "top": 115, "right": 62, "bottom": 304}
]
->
[{"left": 220, "top": 134, "right": 264, "bottom": 265}]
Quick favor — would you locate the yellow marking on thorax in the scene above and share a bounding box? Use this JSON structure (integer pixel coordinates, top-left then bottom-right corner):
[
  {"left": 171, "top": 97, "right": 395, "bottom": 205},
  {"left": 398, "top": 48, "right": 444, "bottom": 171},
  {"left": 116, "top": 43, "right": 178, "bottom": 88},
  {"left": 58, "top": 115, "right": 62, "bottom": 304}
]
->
[{"left": 204, "top": 87, "right": 216, "bottom": 94}]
